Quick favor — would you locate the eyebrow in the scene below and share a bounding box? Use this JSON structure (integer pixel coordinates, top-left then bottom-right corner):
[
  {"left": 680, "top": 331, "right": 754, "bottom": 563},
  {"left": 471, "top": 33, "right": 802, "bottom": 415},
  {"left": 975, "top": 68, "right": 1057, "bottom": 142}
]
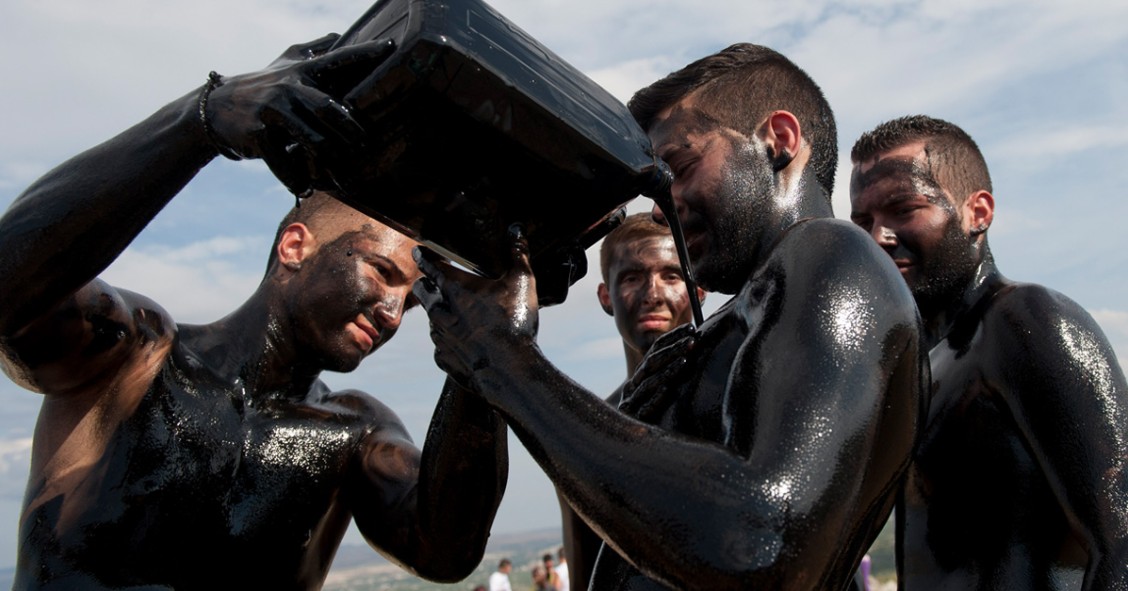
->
[
  {"left": 367, "top": 252, "right": 413, "bottom": 284},
  {"left": 650, "top": 106, "right": 720, "bottom": 154}
]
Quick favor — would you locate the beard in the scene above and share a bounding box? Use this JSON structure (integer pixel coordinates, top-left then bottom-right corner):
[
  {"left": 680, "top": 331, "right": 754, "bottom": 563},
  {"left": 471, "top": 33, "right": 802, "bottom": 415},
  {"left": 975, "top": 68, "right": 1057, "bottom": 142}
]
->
[
  {"left": 692, "top": 140, "right": 778, "bottom": 294},
  {"left": 909, "top": 213, "right": 981, "bottom": 317}
]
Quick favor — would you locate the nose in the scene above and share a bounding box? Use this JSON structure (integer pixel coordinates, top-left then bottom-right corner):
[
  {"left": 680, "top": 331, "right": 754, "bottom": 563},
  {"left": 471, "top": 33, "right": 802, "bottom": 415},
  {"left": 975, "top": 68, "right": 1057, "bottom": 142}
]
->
[
  {"left": 871, "top": 223, "right": 898, "bottom": 250},
  {"left": 372, "top": 289, "right": 409, "bottom": 332},
  {"left": 643, "top": 275, "right": 663, "bottom": 304}
]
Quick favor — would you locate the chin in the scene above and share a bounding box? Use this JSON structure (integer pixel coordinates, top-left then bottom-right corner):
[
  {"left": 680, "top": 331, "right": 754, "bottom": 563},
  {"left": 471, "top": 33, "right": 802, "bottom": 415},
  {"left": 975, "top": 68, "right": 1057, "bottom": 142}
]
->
[{"left": 318, "top": 345, "right": 366, "bottom": 374}]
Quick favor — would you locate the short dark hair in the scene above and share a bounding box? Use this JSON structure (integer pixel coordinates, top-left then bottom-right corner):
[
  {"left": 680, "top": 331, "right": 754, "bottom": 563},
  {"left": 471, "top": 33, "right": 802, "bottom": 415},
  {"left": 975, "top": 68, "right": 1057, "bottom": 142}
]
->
[
  {"left": 264, "top": 192, "right": 369, "bottom": 275},
  {"left": 498, "top": 558, "right": 512, "bottom": 569},
  {"left": 851, "top": 115, "right": 992, "bottom": 202},
  {"left": 599, "top": 212, "right": 672, "bottom": 283},
  {"left": 628, "top": 43, "right": 838, "bottom": 197}
]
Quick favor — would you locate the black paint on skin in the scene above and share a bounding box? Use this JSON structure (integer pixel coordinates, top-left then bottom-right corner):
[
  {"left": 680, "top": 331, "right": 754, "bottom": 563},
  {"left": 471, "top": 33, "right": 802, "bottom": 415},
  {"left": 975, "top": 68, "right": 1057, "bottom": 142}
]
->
[
  {"left": 416, "top": 96, "right": 928, "bottom": 589},
  {"left": 849, "top": 139, "right": 1128, "bottom": 589},
  {"left": 0, "top": 34, "right": 509, "bottom": 590},
  {"left": 850, "top": 156, "right": 980, "bottom": 324}
]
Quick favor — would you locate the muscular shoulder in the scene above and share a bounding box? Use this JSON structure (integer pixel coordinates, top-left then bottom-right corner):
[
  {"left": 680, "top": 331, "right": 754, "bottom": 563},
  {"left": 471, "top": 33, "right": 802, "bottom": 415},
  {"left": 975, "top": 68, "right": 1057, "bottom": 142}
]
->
[
  {"left": 321, "top": 387, "right": 411, "bottom": 438},
  {"left": 1, "top": 278, "right": 176, "bottom": 395},
  {"left": 764, "top": 218, "right": 917, "bottom": 321},
  {"left": 985, "top": 282, "right": 1117, "bottom": 373}
]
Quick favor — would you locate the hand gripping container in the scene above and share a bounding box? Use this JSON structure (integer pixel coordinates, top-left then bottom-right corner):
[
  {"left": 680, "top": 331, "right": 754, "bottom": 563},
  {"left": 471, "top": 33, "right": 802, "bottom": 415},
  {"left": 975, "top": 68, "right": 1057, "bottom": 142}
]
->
[{"left": 322, "top": 0, "right": 671, "bottom": 305}]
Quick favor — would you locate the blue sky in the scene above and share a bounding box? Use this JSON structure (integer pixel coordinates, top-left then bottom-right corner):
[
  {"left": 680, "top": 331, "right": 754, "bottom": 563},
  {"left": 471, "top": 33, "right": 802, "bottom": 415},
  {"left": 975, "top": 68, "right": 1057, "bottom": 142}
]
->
[{"left": 1, "top": 0, "right": 1126, "bottom": 571}]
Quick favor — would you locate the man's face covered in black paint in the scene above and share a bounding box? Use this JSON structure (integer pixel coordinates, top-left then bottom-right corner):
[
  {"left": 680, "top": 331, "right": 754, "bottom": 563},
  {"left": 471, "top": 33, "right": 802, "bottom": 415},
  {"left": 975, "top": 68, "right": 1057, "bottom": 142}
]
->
[
  {"left": 648, "top": 98, "right": 778, "bottom": 294},
  {"left": 849, "top": 142, "right": 981, "bottom": 314},
  {"left": 599, "top": 234, "right": 696, "bottom": 355},
  {"left": 284, "top": 219, "right": 422, "bottom": 373}
]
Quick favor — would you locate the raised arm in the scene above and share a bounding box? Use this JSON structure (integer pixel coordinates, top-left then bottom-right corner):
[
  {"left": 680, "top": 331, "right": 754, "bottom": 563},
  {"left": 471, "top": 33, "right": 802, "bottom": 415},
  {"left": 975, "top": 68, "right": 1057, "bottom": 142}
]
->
[
  {"left": 414, "top": 222, "right": 925, "bottom": 589},
  {"left": 347, "top": 378, "right": 508, "bottom": 582},
  {"left": 0, "top": 34, "right": 393, "bottom": 341},
  {"left": 994, "top": 286, "right": 1128, "bottom": 590},
  {"left": 0, "top": 35, "right": 396, "bottom": 390}
]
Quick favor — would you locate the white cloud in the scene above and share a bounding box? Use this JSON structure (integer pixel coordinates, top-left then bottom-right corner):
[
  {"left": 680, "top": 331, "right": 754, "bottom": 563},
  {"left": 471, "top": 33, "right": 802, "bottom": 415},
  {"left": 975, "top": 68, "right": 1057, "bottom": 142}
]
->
[
  {"left": 0, "top": 438, "right": 32, "bottom": 500},
  {"left": 1090, "top": 309, "right": 1128, "bottom": 370},
  {"left": 2, "top": 0, "right": 1128, "bottom": 575},
  {"left": 992, "top": 124, "right": 1128, "bottom": 166},
  {"left": 101, "top": 237, "right": 267, "bottom": 324}
]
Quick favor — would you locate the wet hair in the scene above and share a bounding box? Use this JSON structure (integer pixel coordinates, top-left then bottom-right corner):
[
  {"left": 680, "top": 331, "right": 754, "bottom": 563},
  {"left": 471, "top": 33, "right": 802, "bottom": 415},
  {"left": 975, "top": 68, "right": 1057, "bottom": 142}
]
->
[
  {"left": 264, "top": 192, "right": 369, "bottom": 275},
  {"left": 599, "top": 212, "right": 673, "bottom": 283},
  {"left": 628, "top": 43, "right": 838, "bottom": 197},
  {"left": 851, "top": 115, "right": 992, "bottom": 202}
]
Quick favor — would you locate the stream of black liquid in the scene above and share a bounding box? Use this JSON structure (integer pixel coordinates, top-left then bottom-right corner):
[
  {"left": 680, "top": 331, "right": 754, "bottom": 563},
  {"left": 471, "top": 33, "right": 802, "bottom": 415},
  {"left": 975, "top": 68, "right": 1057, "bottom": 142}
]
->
[{"left": 651, "top": 193, "right": 704, "bottom": 328}]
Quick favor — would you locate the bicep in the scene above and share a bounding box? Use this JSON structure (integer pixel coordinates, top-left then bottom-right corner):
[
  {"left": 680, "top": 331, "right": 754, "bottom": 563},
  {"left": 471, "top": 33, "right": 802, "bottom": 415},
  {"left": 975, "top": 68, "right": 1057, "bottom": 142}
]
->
[
  {"left": 348, "top": 413, "right": 424, "bottom": 542},
  {"left": 1, "top": 279, "right": 148, "bottom": 394},
  {"left": 723, "top": 261, "right": 921, "bottom": 523}
]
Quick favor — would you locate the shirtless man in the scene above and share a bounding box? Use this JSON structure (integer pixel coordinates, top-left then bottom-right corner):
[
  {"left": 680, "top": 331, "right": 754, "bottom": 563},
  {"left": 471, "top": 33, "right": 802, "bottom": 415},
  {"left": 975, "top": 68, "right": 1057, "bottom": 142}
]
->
[
  {"left": 0, "top": 35, "right": 507, "bottom": 590},
  {"left": 414, "top": 43, "right": 927, "bottom": 590},
  {"left": 558, "top": 213, "right": 703, "bottom": 590},
  {"left": 849, "top": 115, "right": 1128, "bottom": 589}
]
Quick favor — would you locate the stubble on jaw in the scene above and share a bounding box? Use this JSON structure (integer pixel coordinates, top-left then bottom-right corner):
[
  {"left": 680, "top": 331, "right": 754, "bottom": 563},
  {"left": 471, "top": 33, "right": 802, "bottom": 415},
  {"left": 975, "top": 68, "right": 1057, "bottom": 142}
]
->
[{"left": 693, "top": 132, "right": 777, "bottom": 294}]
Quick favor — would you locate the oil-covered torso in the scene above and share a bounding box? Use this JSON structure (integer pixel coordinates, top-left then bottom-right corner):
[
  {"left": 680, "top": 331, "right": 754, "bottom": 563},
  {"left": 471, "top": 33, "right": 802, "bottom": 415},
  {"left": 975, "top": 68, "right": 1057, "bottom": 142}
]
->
[
  {"left": 17, "top": 335, "right": 376, "bottom": 590},
  {"left": 902, "top": 283, "right": 1087, "bottom": 590}
]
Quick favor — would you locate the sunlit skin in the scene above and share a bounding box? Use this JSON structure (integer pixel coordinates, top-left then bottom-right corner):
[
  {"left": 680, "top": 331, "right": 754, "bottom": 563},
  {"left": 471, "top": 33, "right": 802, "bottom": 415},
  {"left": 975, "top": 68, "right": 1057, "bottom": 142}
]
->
[
  {"left": 851, "top": 142, "right": 1128, "bottom": 589},
  {"left": 0, "top": 35, "right": 508, "bottom": 590},
  {"left": 415, "top": 90, "right": 927, "bottom": 589}
]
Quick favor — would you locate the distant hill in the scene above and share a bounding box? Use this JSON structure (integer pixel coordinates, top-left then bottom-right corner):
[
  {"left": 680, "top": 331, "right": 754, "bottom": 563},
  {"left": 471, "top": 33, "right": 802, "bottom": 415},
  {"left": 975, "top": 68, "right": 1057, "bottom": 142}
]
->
[
  {"left": 0, "top": 523, "right": 896, "bottom": 590},
  {"left": 324, "top": 528, "right": 563, "bottom": 591}
]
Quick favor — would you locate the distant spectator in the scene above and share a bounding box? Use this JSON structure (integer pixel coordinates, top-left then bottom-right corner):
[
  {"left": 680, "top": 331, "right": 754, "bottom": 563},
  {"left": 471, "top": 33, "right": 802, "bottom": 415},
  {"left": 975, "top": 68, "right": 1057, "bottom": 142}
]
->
[
  {"left": 531, "top": 564, "right": 552, "bottom": 591},
  {"left": 489, "top": 558, "right": 513, "bottom": 591},
  {"left": 473, "top": 586, "right": 486, "bottom": 591},
  {"left": 541, "top": 553, "right": 563, "bottom": 590},
  {"left": 553, "top": 546, "right": 569, "bottom": 591}
]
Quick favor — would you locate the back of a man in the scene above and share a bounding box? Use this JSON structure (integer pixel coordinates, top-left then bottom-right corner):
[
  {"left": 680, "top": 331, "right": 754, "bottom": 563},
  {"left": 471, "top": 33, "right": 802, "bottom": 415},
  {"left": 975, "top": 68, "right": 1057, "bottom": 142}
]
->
[
  {"left": 414, "top": 43, "right": 926, "bottom": 590},
  {"left": 849, "top": 115, "right": 1128, "bottom": 589}
]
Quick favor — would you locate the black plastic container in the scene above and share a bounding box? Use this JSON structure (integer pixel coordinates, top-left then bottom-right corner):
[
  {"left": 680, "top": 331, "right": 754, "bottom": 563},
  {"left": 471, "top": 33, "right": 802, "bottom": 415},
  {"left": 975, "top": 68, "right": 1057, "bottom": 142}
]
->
[{"left": 322, "top": 0, "right": 670, "bottom": 305}]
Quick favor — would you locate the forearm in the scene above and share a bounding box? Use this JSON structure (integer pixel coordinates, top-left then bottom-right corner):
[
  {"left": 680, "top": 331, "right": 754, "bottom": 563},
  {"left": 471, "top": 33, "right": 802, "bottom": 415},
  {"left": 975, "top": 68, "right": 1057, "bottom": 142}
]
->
[
  {"left": 471, "top": 344, "right": 785, "bottom": 589},
  {"left": 412, "top": 378, "right": 508, "bottom": 580},
  {"left": 0, "top": 88, "right": 216, "bottom": 335}
]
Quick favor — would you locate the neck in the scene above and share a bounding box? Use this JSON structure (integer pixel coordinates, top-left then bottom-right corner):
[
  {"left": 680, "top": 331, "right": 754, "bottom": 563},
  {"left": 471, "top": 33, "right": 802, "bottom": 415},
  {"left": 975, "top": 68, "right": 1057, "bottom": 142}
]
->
[
  {"left": 187, "top": 280, "right": 321, "bottom": 402},
  {"left": 624, "top": 342, "right": 645, "bottom": 377},
  {"left": 760, "top": 170, "right": 833, "bottom": 256},
  {"left": 920, "top": 247, "right": 1004, "bottom": 349}
]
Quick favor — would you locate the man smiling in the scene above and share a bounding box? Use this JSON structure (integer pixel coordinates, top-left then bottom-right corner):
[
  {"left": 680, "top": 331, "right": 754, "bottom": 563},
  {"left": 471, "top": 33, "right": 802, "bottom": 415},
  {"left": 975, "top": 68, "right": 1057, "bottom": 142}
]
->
[
  {"left": 0, "top": 35, "right": 508, "bottom": 590},
  {"left": 850, "top": 114, "right": 1128, "bottom": 589}
]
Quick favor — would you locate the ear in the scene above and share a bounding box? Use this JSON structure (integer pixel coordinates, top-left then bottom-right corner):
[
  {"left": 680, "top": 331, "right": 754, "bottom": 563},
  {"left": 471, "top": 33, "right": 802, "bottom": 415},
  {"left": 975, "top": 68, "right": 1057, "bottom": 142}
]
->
[
  {"left": 965, "top": 190, "right": 995, "bottom": 236},
  {"left": 596, "top": 283, "right": 614, "bottom": 316},
  {"left": 696, "top": 287, "right": 707, "bottom": 305},
  {"left": 760, "top": 110, "right": 802, "bottom": 170},
  {"left": 277, "top": 223, "right": 317, "bottom": 272}
]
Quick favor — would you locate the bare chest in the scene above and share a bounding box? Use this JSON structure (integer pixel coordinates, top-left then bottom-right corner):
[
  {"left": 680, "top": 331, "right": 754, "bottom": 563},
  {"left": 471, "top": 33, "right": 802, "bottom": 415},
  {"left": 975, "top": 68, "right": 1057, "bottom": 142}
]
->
[{"left": 22, "top": 359, "right": 367, "bottom": 580}]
